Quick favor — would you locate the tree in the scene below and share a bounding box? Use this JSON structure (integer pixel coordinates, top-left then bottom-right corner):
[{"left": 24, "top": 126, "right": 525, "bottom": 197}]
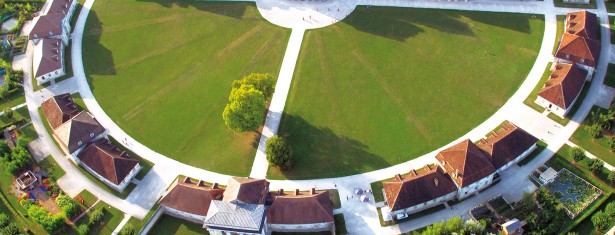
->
[
  {"left": 587, "top": 122, "right": 604, "bottom": 140},
  {"left": 232, "top": 73, "right": 276, "bottom": 99},
  {"left": 222, "top": 84, "right": 265, "bottom": 132},
  {"left": 610, "top": 138, "right": 615, "bottom": 152},
  {"left": 588, "top": 159, "right": 604, "bottom": 174},
  {"left": 89, "top": 208, "right": 104, "bottom": 225},
  {"left": 591, "top": 210, "right": 610, "bottom": 232},
  {"left": 1, "top": 223, "right": 19, "bottom": 235},
  {"left": 0, "top": 87, "right": 9, "bottom": 100},
  {"left": 77, "top": 224, "right": 89, "bottom": 235},
  {"left": 570, "top": 146, "right": 585, "bottom": 162},
  {"left": 605, "top": 201, "right": 615, "bottom": 218},
  {"left": 120, "top": 223, "right": 135, "bottom": 235},
  {"left": 56, "top": 194, "right": 79, "bottom": 218},
  {"left": 608, "top": 170, "right": 615, "bottom": 184},
  {"left": 265, "top": 135, "right": 293, "bottom": 170}
]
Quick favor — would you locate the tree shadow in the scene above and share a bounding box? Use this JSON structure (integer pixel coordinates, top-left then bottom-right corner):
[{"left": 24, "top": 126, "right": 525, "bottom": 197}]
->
[
  {"left": 82, "top": 10, "right": 115, "bottom": 91},
  {"left": 271, "top": 114, "right": 391, "bottom": 179},
  {"left": 135, "top": 0, "right": 248, "bottom": 19},
  {"left": 342, "top": 6, "right": 536, "bottom": 42}
]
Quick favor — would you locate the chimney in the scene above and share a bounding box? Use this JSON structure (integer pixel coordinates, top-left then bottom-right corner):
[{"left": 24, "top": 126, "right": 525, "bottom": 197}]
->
[
  {"left": 212, "top": 183, "right": 219, "bottom": 189},
  {"left": 491, "top": 131, "right": 498, "bottom": 137},
  {"left": 434, "top": 178, "right": 439, "bottom": 186},
  {"left": 409, "top": 170, "right": 416, "bottom": 177},
  {"left": 294, "top": 189, "right": 300, "bottom": 196},
  {"left": 480, "top": 139, "right": 488, "bottom": 144},
  {"left": 197, "top": 180, "right": 206, "bottom": 187},
  {"left": 310, "top": 188, "right": 316, "bottom": 195},
  {"left": 395, "top": 174, "right": 402, "bottom": 181},
  {"left": 278, "top": 188, "right": 284, "bottom": 195},
  {"left": 455, "top": 169, "right": 460, "bottom": 178},
  {"left": 183, "top": 177, "right": 192, "bottom": 184},
  {"left": 425, "top": 164, "right": 432, "bottom": 171}
]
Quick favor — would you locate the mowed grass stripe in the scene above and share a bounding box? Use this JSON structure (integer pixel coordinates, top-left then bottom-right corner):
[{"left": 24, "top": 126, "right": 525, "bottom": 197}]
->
[
  {"left": 84, "top": 1, "right": 290, "bottom": 175},
  {"left": 272, "top": 7, "right": 544, "bottom": 179}
]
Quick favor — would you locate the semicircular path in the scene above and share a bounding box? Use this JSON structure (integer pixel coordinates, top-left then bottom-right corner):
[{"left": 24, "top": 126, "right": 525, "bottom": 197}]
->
[{"left": 54, "top": 0, "right": 612, "bottom": 233}]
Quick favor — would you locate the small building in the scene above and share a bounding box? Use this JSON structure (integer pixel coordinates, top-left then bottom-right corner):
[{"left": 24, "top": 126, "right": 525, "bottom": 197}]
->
[
  {"left": 204, "top": 177, "right": 270, "bottom": 235},
  {"left": 77, "top": 139, "right": 141, "bottom": 192},
  {"left": 565, "top": 11, "right": 598, "bottom": 40},
  {"left": 267, "top": 188, "right": 335, "bottom": 234},
  {"left": 435, "top": 140, "right": 496, "bottom": 199},
  {"left": 383, "top": 165, "right": 457, "bottom": 216},
  {"left": 554, "top": 33, "right": 600, "bottom": 73},
  {"left": 16, "top": 171, "right": 38, "bottom": 190},
  {"left": 535, "top": 63, "right": 587, "bottom": 117},
  {"left": 52, "top": 111, "right": 107, "bottom": 161},
  {"left": 540, "top": 167, "right": 558, "bottom": 184},
  {"left": 28, "top": 13, "right": 69, "bottom": 46},
  {"left": 159, "top": 177, "right": 224, "bottom": 223},
  {"left": 501, "top": 218, "right": 525, "bottom": 235},
  {"left": 41, "top": 93, "right": 80, "bottom": 129},
  {"left": 477, "top": 123, "right": 538, "bottom": 172},
  {"left": 32, "top": 38, "right": 65, "bottom": 85}
]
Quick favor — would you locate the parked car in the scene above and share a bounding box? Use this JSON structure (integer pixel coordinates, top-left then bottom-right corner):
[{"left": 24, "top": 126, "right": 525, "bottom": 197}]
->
[{"left": 396, "top": 213, "right": 409, "bottom": 220}]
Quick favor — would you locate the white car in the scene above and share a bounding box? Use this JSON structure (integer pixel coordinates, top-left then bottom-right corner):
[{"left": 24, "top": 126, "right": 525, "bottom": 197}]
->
[{"left": 396, "top": 213, "right": 409, "bottom": 220}]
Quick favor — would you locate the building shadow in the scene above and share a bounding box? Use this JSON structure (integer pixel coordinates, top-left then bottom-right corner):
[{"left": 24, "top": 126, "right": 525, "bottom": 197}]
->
[
  {"left": 81, "top": 10, "right": 115, "bottom": 91},
  {"left": 272, "top": 114, "right": 391, "bottom": 179},
  {"left": 135, "top": 0, "right": 249, "bottom": 19}
]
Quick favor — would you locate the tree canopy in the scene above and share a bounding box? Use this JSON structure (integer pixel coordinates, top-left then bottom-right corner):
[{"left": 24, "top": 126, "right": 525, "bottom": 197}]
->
[
  {"left": 222, "top": 84, "right": 266, "bottom": 132},
  {"left": 265, "top": 135, "right": 293, "bottom": 170},
  {"left": 232, "top": 73, "right": 276, "bottom": 99}
]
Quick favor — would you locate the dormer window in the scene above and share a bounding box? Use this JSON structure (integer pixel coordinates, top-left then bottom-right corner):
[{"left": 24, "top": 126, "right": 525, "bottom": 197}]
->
[
  {"left": 580, "top": 58, "right": 585, "bottom": 63},
  {"left": 78, "top": 141, "right": 82, "bottom": 146},
  {"left": 90, "top": 133, "right": 94, "bottom": 138},
  {"left": 565, "top": 54, "right": 570, "bottom": 59}
]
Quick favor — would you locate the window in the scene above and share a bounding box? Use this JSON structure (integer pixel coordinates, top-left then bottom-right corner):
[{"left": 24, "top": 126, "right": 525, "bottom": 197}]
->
[
  {"left": 580, "top": 58, "right": 585, "bottom": 63},
  {"left": 90, "top": 133, "right": 94, "bottom": 138},
  {"left": 78, "top": 141, "right": 82, "bottom": 146}
]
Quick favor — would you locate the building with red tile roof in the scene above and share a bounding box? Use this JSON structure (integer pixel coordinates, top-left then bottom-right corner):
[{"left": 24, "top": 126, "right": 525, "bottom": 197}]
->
[
  {"left": 41, "top": 93, "right": 80, "bottom": 129},
  {"left": 536, "top": 63, "right": 587, "bottom": 117},
  {"left": 32, "top": 38, "right": 65, "bottom": 85},
  {"left": 383, "top": 165, "right": 457, "bottom": 215},
  {"left": 435, "top": 139, "right": 496, "bottom": 199},
  {"left": 159, "top": 177, "right": 225, "bottom": 223},
  {"left": 267, "top": 188, "right": 335, "bottom": 234},
  {"left": 555, "top": 33, "right": 600, "bottom": 72},
  {"left": 565, "top": 11, "right": 598, "bottom": 40},
  {"left": 77, "top": 139, "right": 141, "bottom": 192},
  {"left": 477, "top": 123, "right": 538, "bottom": 172}
]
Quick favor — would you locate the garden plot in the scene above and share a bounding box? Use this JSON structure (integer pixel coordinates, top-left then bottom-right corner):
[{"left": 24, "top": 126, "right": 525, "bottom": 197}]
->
[{"left": 545, "top": 169, "right": 602, "bottom": 218}]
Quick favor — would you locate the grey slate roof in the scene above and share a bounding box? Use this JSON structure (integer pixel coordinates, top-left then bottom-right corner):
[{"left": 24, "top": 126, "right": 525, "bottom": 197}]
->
[{"left": 204, "top": 200, "right": 266, "bottom": 232}]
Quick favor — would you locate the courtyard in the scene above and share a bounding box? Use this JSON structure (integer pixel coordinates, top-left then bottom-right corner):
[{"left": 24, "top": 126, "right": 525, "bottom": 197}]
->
[
  {"left": 272, "top": 7, "right": 544, "bottom": 179},
  {"left": 82, "top": 1, "right": 290, "bottom": 176}
]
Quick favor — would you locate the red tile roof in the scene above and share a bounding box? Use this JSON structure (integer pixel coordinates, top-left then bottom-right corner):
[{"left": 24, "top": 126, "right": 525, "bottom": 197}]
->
[
  {"left": 267, "top": 189, "right": 334, "bottom": 225},
  {"left": 435, "top": 140, "right": 495, "bottom": 188},
  {"left": 54, "top": 111, "right": 106, "bottom": 154},
  {"left": 555, "top": 33, "right": 600, "bottom": 68},
  {"left": 29, "top": 13, "right": 64, "bottom": 40},
  {"left": 41, "top": 93, "right": 80, "bottom": 129},
  {"left": 47, "top": 0, "right": 74, "bottom": 16},
  {"left": 78, "top": 139, "right": 139, "bottom": 185},
  {"left": 537, "top": 63, "right": 587, "bottom": 110},
  {"left": 223, "top": 177, "right": 269, "bottom": 205},
  {"left": 383, "top": 165, "right": 457, "bottom": 211},
  {"left": 160, "top": 177, "right": 225, "bottom": 216},
  {"left": 477, "top": 123, "right": 538, "bottom": 170},
  {"left": 566, "top": 11, "right": 598, "bottom": 40}
]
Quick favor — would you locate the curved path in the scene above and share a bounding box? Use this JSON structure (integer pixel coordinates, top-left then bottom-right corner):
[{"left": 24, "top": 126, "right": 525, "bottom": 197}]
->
[{"left": 18, "top": 0, "right": 611, "bottom": 233}]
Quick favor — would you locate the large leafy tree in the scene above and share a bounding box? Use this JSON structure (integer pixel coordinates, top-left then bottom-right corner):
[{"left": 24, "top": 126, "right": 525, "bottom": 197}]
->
[
  {"left": 591, "top": 211, "right": 610, "bottom": 232},
  {"left": 570, "top": 146, "right": 585, "bottom": 162},
  {"left": 265, "top": 135, "right": 293, "bottom": 170},
  {"left": 232, "top": 73, "right": 276, "bottom": 99},
  {"left": 222, "top": 84, "right": 266, "bottom": 132},
  {"left": 588, "top": 158, "right": 604, "bottom": 174}
]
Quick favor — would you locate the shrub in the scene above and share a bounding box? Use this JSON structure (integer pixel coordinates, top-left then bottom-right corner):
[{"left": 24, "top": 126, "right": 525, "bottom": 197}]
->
[
  {"left": 265, "top": 135, "right": 293, "bottom": 170},
  {"left": 77, "top": 224, "right": 89, "bottom": 235},
  {"left": 119, "top": 223, "right": 135, "bottom": 235},
  {"left": 570, "top": 146, "right": 585, "bottom": 162},
  {"left": 3, "top": 108, "right": 13, "bottom": 119},
  {"left": 89, "top": 208, "right": 104, "bottom": 225},
  {"left": 2, "top": 223, "right": 19, "bottom": 235},
  {"left": 591, "top": 210, "right": 610, "bottom": 232},
  {"left": 56, "top": 194, "right": 79, "bottom": 218},
  {"left": 588, "top": 159, "right": 604, "bottom": 174},
  {"left": 608, "top": 170, "right": 615, "bottom": 184},
  {"left": 605, "top": 201, "right": 615, "bottom": 218},
  {"left": 587, "top": 122, "right": 603, "bottom": 140},
  {"left": 27, "top": 205, "right": 64, "bottom": 233},
  {"left": 0, "top": 213, "right": 9, "bottom": 227}
]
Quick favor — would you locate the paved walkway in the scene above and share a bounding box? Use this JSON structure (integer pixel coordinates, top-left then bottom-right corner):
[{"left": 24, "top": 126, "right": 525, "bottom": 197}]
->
[{"left": 14, "top": 0, "right": 614, "bottom": 233}]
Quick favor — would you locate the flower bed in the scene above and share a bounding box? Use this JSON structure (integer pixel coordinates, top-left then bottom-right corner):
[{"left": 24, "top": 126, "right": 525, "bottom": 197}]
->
[{"left": 545, "top": 169, "right": 602, "bottom": 218}]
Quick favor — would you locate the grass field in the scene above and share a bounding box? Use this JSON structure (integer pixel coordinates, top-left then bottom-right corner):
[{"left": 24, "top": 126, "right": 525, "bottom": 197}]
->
[
  {"left": 150, "top": 215, "right": 209, "bottom": 235},
  {"left": 272, "top": 7, "right": 544, "bottom": 179},
  {"left": 524, "top": 62, "right": 552, "bottom": 112},
  {"left": 83, "top": 1, "right": 290, "bottom": 175},
  {"left": 0, "top": 89, "right": 24, "bottom": 111},
  {"left": 571, "top": 106, "right": 615, "bottom": 166}
]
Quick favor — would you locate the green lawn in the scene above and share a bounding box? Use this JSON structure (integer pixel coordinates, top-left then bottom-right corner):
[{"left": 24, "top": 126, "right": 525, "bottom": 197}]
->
[
  {"left": 126, "top": 204, "right": 159, "bottom": 233},
  {"left": 524, "top": 62, "right": 552, "bottom": 112},
  {"left": 571, "top": 106, "right": 615, "bottom": 166},
  {"left": 0, "top": 105, "right": 29, "bottom": 127},
  {"left": 0, "top": 89, "right": 24, "bottom": 111},
  {"left": 554, "top": 0, "right": 597, "bottom": 9},
  {"left": 76, "top": 189, "right": 98, "bottom": 206},
  {"left": 607, "top": 0, "right": 615, "bottom": 13},
  {"left": 83, "top": 1, "right": 290, "bottom": 176},
  {"left": 150, "top": 215, "right": 210, "bottom": 235},
  {"left": 604, "top": 64, "right": 615, "bottom": 88},
  {"left": 71, "top": 201, "right": 125, "bottom": 235},
  {"left": 272, "top": 8, "right": 544, "bottom": 179},
  {"left": 38, "top": 155, "right": 66, "bottom": 179},
  {"left": 554, "top": 15, "right": 566, "bottom": 54}
]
